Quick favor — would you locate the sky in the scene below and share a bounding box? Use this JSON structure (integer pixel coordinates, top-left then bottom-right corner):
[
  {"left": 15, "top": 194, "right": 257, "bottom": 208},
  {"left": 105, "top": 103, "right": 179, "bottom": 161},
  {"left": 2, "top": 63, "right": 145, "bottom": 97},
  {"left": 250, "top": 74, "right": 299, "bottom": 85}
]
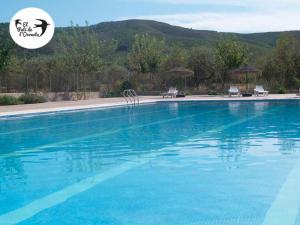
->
[{"left": 1, "top": 0, "right": 300, "bottom": 33}]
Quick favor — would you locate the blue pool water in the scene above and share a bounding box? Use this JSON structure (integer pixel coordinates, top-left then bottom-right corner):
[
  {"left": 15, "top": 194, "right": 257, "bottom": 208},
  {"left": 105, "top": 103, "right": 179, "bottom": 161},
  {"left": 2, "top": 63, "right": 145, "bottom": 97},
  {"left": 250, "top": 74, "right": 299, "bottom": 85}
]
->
[{"left": 0, "top": 101, "right": 300, "bottom": 225}]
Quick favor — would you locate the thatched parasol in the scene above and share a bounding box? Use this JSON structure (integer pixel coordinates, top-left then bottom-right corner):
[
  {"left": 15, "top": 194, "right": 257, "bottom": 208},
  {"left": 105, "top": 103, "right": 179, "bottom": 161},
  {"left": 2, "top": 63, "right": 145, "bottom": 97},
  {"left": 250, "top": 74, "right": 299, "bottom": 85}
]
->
[
  {"left": 230, "top": 65, "right": 261, "bottom": 92},
  {"left": 166, "top": 67, "right": 194, "bottom": 77},
  {"left": 231, "top": 65, "right": 260, "bottom": 74},
  {"left": 166, "top": 67, "right": 194, "bottom": 90}
]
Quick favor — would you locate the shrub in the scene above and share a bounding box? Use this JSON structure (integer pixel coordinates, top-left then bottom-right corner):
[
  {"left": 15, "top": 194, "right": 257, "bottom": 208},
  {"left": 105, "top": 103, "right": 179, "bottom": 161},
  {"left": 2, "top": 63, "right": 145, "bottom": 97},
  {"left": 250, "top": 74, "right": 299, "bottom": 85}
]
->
[
  {"left": 0, "top": 95, "right": 21, "bottom": 105},
  {"left": 277, "top": 87, "right": 286, "bottom": 94},
  {"left": 19, "top": 93, "right": 47, "bottom": 104},
  {"left": 120, "top": 80, "right": 134, "bottom": 91},
  {"left": 184, "top": 91, "right": 192, "bottom": 96},
  {"left": 208, "top": 90, "right": 218, "bottom": 95},
  {"left": 104, "top": 91, "right": 120, "bottom": 98}
]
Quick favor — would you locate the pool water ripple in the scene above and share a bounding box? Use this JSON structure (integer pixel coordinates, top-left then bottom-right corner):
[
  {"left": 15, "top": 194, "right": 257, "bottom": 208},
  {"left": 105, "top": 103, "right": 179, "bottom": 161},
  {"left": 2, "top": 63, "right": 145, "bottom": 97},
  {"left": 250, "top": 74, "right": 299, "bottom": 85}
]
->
[{"left": 1, "top": 101, "right": 300, "bottom": 224}]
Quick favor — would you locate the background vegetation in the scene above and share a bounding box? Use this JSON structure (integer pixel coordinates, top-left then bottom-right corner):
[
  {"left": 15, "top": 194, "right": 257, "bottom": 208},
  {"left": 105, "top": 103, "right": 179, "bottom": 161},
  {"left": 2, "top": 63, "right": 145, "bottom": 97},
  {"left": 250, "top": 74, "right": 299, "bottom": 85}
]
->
[{"left": 1, "top": 19, "right": 300, "bottom": 99}]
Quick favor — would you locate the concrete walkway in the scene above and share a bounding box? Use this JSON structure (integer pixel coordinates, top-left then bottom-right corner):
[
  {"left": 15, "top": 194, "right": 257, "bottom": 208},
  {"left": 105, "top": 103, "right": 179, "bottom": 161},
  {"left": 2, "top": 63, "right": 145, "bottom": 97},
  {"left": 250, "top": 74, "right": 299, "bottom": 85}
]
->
[{"left": 0, "top": 94, "right": 299, "bottom": 117}]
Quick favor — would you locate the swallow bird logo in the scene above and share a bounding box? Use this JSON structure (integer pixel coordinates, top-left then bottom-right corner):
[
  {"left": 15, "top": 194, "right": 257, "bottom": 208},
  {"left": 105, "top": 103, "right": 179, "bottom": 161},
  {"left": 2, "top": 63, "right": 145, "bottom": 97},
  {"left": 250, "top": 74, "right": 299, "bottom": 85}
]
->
[
  {"left": 15, "top": 19, "right": 22, "bottom": 28},
  {"left": 34, "top": 19, "right": 50, "bottom": 36},
  {"left": 10, "top": 8, "right": 55, "bottom": 49}
]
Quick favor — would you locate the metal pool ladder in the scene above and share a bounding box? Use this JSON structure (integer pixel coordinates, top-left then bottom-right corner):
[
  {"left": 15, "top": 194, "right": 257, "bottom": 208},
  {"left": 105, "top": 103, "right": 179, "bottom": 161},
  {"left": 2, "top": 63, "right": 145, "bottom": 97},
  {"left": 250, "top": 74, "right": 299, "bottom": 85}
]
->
[{"left": 122, "top": 89, "right": 139, "bottom": 105}]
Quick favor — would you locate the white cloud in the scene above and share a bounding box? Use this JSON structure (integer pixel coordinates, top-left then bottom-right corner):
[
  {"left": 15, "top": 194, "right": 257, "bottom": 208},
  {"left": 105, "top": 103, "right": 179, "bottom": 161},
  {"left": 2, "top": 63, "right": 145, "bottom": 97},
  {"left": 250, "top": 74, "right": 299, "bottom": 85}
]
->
[
  {"left": 140, "top": 0, "right": 300, "bottom": 6},
  {"left": 120, "top": 10, "right": 300, "bottom": 33},
  {"left": 120, "top": 0, "right": 300, "bottom": 32}
]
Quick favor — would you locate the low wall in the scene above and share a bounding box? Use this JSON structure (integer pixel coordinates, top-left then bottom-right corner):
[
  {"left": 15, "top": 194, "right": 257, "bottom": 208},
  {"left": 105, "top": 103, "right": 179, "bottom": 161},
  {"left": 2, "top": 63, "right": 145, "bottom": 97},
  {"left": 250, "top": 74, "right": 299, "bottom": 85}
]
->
[
  {"left": 0, "top": 92, "right": 101, "bottom": 101},
  {"left": 0, "top": 93, "right": 23, "bottom": 98}
]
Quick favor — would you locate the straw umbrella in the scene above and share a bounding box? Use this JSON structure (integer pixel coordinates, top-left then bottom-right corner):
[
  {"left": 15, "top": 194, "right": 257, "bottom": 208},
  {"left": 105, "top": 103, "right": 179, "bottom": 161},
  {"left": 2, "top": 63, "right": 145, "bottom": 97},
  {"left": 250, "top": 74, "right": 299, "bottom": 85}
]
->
[
  {"left": 230, "top": 65, "right": 260, "bottom": 94},
  {"left": 166, "top": 67, "right": 194, "bottom": 90}
]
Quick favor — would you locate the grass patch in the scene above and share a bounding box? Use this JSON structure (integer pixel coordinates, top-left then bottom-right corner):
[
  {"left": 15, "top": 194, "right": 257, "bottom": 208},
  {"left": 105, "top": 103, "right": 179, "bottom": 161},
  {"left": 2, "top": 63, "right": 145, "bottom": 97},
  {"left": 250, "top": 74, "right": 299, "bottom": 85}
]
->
[
  {"left": 0, "top": 96, "right": 21, "bottom": 105},
  {"left": 277, "top": 87, "right": 287, "bottom": 94},
  {"left": 19, "top": 93, "right": 47, "bottom": 104},
  {"left": 0, "top": 94, "right": 47, "bottom": 105}
]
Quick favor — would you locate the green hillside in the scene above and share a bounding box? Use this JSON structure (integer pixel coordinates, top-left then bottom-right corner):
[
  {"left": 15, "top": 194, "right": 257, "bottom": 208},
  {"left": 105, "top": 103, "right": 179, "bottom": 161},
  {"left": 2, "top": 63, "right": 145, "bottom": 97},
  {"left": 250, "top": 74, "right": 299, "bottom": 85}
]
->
[
  {"left": 1, "top": 19, "right": 300, "bottom": 56},
  {"left": 88, "top": 20, "right": 300, "bottom": 55}
]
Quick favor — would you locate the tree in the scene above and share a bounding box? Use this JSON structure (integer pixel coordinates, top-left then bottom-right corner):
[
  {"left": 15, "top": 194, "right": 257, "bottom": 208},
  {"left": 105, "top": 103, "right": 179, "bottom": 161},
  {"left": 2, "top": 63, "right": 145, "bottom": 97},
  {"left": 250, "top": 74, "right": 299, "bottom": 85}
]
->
[
  {"left": 257, "top": 55, "right": 276, "bottom": 86},
  {"left": 257, "top": 34, "right": 300, "bottom": 90},
  {"left": 128, "top": 33, "right": 166, "bottom": 76},
  {"left": 102, "top": 65, "right": 129, "bottom": 95},
  {"left": 188, "top": 47, "right": 215, "bottom": 87},
  {"left": 22, "top": 57, "right": 52, "bottom": 92},
  {"left": 273, "top": 34, "right": 300, "bottom": 88},
  {"left": 164, "top": 46, "right": 187, "bottom": 70},
  {"left": 57, "top": 22, "right": 117, "bottom": 98},
  {"left": 0, "top": 40, "right": 13, "bottom": 92},
  {"left": 215, "top": 38, "right": 248, "bottom": 86},
  {"left": 49, "top": 54, "right": 73, "bottom": 92}
]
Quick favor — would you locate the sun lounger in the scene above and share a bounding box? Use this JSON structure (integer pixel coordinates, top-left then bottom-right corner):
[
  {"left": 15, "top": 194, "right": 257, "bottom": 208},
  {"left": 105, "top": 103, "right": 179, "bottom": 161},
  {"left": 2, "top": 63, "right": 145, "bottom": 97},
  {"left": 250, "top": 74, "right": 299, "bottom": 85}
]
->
[
  {"left": 254, "top": 85, "right": 268, "bottom": 96},
  {"left": 228, "top": 86, "right": 241, "bottom": 97},
  {"left": 162, "top": 87, "right": 178, "bottom": 98}
]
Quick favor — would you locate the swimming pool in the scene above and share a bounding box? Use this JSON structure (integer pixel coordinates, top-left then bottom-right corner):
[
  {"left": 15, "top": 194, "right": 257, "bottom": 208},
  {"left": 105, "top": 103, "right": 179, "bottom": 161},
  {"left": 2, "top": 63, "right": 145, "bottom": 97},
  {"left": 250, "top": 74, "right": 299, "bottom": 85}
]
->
[{"left": 0, "top": 101, "right": 300, "bottom": 225}]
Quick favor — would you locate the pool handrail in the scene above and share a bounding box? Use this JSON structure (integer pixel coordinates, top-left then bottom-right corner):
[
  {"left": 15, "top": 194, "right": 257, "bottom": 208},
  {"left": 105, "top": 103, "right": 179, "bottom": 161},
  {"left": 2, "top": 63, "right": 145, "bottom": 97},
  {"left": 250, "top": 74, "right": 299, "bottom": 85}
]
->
[{"left": 122, "top": 89, "right": 139, "bottom": 105}]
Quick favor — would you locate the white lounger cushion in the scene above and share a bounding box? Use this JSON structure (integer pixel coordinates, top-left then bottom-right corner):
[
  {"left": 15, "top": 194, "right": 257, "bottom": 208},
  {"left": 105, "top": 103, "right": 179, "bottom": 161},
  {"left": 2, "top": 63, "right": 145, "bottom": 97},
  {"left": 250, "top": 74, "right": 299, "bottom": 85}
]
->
[
  {"left": 229, "top": 86, "right": 239, "bottom": 93},
  {"left": 254, "top": 85, "right": 268, "bottom": 96}
]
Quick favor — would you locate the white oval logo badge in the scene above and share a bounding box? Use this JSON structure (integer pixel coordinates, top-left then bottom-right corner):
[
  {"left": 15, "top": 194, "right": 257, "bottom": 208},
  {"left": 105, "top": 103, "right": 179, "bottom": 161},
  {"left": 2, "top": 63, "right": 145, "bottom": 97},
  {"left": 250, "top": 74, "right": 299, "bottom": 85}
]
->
[{"left": 9, "top": 8, "right": 55, "bottom": 49}]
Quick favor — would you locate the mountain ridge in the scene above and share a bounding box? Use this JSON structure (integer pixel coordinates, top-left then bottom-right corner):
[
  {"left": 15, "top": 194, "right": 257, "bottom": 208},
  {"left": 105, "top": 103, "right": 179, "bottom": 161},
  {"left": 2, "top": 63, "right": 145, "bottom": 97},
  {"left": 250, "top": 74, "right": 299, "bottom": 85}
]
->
[{"left": 1, "top": 19, "right": 300, "bottom": 55}]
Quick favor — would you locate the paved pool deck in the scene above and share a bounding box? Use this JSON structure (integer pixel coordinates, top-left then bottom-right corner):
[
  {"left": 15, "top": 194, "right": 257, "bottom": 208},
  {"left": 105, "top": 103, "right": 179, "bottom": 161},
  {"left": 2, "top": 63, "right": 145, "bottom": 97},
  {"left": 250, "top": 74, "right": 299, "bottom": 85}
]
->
[{"left": 0, "top": 94, "right": 299, "bottom": 117}]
